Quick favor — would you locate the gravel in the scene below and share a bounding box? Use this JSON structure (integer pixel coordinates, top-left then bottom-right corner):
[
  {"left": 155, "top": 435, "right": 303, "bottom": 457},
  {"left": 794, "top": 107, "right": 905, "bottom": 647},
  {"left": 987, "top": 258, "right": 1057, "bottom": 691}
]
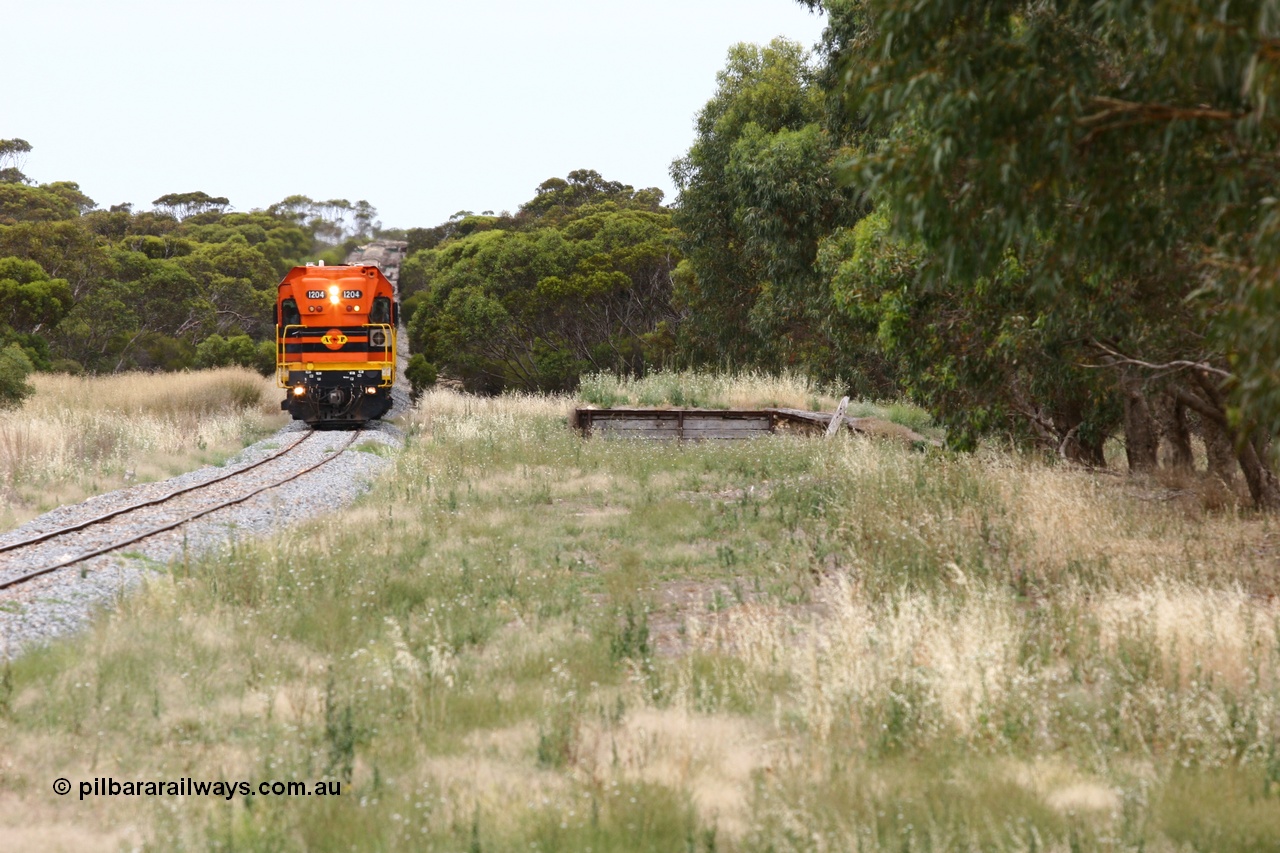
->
[
  {"left": 388, "top": 321, "right": 413, "bottom": 416},
  {"left": 0, "top": 418, "right": 404, "bottom": 660}
]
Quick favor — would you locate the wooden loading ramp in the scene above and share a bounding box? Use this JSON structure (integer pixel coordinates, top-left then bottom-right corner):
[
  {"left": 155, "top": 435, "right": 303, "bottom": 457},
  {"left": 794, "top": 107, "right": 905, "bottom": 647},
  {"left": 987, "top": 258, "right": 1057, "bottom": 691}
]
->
[
  {"left": 572, "top": 408, "right": 774, "bottom": 440},
  {"left": 571, "top": 406, "right": 941, "bottom": 446}
]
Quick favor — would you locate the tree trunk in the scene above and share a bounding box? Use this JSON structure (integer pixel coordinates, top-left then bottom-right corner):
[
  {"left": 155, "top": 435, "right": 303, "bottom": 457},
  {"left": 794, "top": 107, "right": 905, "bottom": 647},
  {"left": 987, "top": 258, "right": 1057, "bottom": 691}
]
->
[
  {"left": 1201, "top": 412, "right": 1240, "bottom": 486},
  {"left": 1186, "top": 371, "right": 1280, "bottom": 510},
  {"left": 1121, "top": 377, "right": 1159, "bottom": 472},
  {"left": 1237, "top": 436, "right": 1280, "bottom": 511},
  {"left": 1155, "top": 392, "right": 1194, "bottom": 470},
  {"left": 1060, "top": 424, "right": 1107, "bottom": 467},
  {"left": 1077, "top": 432, "right": 1108, "bottom": 467}
]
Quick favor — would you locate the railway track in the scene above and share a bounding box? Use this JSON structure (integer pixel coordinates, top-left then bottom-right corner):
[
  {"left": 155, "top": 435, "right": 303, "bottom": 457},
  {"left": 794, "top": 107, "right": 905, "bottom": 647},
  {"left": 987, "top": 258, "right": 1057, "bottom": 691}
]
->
[{"left": 0, "top": 428, "right": 361, "bottom": 593}]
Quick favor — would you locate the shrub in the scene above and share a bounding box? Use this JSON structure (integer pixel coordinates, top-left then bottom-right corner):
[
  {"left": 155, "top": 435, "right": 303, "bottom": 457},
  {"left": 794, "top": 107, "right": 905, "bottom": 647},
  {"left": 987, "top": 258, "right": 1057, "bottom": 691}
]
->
[
  {"left": 196, "top": 333, "right": 267, "bottom": 374},
  {"left": 406, "top": 354, "right": 437, "bottom": 401},
  {"left": 0, "top": 342, "right": 34, "bottom": 409},
  {"left": 254, "top": 340, "right": 276, "bottom": 377}
]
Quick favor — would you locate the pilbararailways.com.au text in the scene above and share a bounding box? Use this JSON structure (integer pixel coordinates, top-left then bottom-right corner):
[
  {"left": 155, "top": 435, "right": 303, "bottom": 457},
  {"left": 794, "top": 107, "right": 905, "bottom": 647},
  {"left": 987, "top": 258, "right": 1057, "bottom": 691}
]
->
[{"left": 60, "top": 777, "right": 342, "bottom": 801}]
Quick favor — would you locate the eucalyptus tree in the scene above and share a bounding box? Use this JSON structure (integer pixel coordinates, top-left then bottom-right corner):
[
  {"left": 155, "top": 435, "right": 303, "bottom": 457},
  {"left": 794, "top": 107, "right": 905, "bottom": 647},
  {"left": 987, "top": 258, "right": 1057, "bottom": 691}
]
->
[
  {"left": 0, "top": 256, "right": 72, "bottom": 370},
  {"left": 0, "top": 138, "right": 31, "bottom": 185},
  {"left": 152, "top": 191, "right": 231, "bottom": 221},
  {"left": 671, "top": 38, "right": 873, "bottom": 383},
  {"left": 807, "top": 0, "right": 1280, "bottom": 505}
]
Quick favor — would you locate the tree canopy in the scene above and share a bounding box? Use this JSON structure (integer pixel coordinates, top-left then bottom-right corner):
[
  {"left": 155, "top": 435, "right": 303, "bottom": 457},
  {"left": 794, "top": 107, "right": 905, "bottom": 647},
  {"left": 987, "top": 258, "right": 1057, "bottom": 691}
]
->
[
  {"left": 0, "top": 137, "right": 32, "bottom": 185},
  {"left": 405, "top": 171, "right": 680, "bottom": 393},
  {"left": 0, "top": 141, "right": 388, "bottom": 376},
  {"left": 670, "top": 38, "right": 887, "bottom": 391},
  {"left": 802, "top": 0, "right": 1280, "bottom": 505},
  {"left": 151, "top": 191, "right": 231, "bottom": 221}
]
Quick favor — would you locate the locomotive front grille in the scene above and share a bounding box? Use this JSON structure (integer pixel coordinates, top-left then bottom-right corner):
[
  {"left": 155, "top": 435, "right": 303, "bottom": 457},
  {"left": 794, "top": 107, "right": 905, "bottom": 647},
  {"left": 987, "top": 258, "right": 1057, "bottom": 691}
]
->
[{"left": 276, "top": 323, "right": 395, "bottom": 387}]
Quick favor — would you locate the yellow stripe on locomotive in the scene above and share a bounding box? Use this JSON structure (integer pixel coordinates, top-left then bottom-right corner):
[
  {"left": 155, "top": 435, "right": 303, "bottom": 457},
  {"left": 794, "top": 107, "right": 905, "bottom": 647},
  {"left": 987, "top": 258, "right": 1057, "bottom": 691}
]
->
[{"left": 275, "top": 263, "right": 398, "bottom": 426}]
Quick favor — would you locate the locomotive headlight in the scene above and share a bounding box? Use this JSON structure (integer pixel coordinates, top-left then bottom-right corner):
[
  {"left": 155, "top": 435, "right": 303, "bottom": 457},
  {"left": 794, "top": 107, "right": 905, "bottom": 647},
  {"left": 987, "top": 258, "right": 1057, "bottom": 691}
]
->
[
  {"left": 365, "top": 386, "right": 377, "bottom": 395},
  {"left": 328, "top": 285, "right": 340, "bottom": 305},
  {"left": 292, "top": 385, "right": 306, "bottom": 397},
  {"left": 370, "top": 329, "right": 387, "bottom": 348}
]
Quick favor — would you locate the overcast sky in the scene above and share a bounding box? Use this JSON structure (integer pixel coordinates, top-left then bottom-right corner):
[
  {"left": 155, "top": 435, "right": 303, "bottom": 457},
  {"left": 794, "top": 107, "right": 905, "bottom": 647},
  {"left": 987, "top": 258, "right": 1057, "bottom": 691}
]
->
[{"left": 5, "top": 0, "right": 826, "bottom": 230}]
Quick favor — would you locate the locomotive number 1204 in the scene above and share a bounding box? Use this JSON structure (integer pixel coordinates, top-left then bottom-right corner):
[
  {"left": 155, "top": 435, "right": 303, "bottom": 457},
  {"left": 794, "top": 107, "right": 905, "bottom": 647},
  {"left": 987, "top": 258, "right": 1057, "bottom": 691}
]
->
[{"left": 304, "top": 289, "right": 363, "bottom": 300}]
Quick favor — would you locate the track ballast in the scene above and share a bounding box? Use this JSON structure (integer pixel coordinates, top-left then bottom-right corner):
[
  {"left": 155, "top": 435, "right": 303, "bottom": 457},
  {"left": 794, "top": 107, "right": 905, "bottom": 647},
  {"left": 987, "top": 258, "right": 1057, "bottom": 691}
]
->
[{"left": 0, "top": 422, "right": 401, "bottom": 658}]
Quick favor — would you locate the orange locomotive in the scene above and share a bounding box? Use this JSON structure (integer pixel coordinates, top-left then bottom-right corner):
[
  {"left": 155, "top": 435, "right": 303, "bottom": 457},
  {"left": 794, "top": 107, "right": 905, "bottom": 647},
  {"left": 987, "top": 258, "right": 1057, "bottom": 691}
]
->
[{"left": 275, "top": 263, "right": 397, "bottom": 425}]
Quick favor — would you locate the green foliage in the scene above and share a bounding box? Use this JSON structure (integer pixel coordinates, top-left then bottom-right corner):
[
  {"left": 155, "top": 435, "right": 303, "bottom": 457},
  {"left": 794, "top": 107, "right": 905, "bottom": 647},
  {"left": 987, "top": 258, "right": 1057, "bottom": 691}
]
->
[
  {"left": 405, "top": 354, "right": 437, "bottom": 400},
  {"left": 267, "top": 195, "right": 379, "bottom": 244},
  {"left": 0, "top": 138, "right": 32, "bottom": 186},
  {"left": 0, "top": 181, "right": 94, "bottom": 224},
  {"left": 407, "top": 171, "right": 680, "bottom": 393},
  {"left": 195, "top": 334, "right": 267, "bottom": 374},
  {"left": 0, "top": 342, "right": 35, "bottom": 409},
  {"left": 0, "top": 219, "right": 111, "bottom": 297},
  {"left": 671, "top": 38, "right": 885, "bottom": 391},
  {"left": 254, "top": 340, "right": 276, "bottom": 377},
  {"left": 150, "top": 190, "right": 230, "bottom": 221},
  {"left": 135, "top": 334, "right": 195, "bottom": 371},
  {"left": 0, "top": 140, "right": 388, "bottom": 377},
  {"left": 521, "top": 169, "right": 654, "bottom": 217},
  {"left": 0, "top": 256, "right": 72, "bottom": 332},
  {"left": 0, "top": 256, "right": 72, "bottom": 371},
  {"left": 821, "top": 209, "right": 1120, "bottom": 456},
  {"left": 792, "top": 0, "right": 1280, "bottom": 497},
  {"left": 608, "top": 604, "right": 651, "bottom": 663}
]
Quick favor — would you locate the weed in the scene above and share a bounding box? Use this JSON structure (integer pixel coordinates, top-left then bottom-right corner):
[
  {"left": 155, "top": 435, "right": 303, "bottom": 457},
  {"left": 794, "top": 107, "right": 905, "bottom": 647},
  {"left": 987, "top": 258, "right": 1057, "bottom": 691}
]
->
[
  {"left": 353, "top": 441, "right": 393, "bottom": 456},
  {"left": 0, "top": 658, "right": 11, "bottom": 717},
  {"left": 536, "top": 709, "right": 579, "bottom": 770},
  {"left": 323, "top": 672, "right": 358, "bottom": 783},
  {"left": 609, "top": 604, "right": 651, "bottom": 663}
]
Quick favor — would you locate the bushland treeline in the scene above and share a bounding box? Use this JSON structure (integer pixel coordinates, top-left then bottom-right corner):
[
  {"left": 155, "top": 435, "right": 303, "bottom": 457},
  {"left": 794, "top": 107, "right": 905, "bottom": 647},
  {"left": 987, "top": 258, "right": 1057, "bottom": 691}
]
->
[
  {"left": 0, "top": 139, "right": 385, "bottom": 388},
  {"left": 7, "top": 1, "right": 1280, "bottom": 506}
]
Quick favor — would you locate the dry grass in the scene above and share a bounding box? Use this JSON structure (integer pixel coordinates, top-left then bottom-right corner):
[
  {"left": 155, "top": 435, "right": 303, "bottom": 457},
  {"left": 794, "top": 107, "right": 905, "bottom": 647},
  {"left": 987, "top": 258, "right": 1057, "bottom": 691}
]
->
[
  {"left": 578, "top": 368, "right": 845, "bottom": 411},
  {"left": 1, "top": 371, "right": 1277, "bottom": 851},
  {"left": 405, "top": 386, "right": 575, "bottom": 438},
  {"left": 0, "top": 368, "right": 284, "bottom": 530}
]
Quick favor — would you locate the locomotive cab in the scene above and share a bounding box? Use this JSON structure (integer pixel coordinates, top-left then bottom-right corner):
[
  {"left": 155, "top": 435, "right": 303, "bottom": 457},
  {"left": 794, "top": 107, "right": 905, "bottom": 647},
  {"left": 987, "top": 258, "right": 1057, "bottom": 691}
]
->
[{"left": 275, "top": 264, "right": 397, "bottom": 426}]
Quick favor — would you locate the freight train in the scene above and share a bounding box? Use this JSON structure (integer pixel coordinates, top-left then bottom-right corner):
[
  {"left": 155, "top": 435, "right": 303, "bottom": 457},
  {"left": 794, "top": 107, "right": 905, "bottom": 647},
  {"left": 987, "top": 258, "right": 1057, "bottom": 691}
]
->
[
  {"left": 345, "top": 239, "right": 408, "bottom": 286},
  {"left": 275, "top": 263, "right": 397, "bottom": 425}
]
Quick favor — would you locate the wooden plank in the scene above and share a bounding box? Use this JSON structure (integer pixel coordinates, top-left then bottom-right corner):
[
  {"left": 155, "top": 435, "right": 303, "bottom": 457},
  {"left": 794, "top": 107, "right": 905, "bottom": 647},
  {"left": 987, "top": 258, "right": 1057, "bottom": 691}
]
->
[
  {"left": 770, "top": 408, "right": 832, "bottom": 428},
  {"left": 826, "top": 396, "right": 850, "bottom": 439},
  {"left": 575, "top": 407, "right": 775, "bottom": 418},
  {"left": 599, "top": 419, "right": 679, "bottom": 429},
  {"left": 683, "top": 429, "right": 766, "bottom": 440},
  {"left": 574, "top": 407, "right": 779, "bottom": 440},
  {"left": 593, "top": 419, "right": 773, "bottom": 430},
  {"left": 585, "top": 413, "right": 771, "bottom": 423},
  {"left": 680, "top": 418, "right": 772, "bottom": 430},
  {"left": 593, "top": 423, "right": 769, "bottom": 440},
  {"left": 598, "top": 430, "right": 767, "bottom": 441}
]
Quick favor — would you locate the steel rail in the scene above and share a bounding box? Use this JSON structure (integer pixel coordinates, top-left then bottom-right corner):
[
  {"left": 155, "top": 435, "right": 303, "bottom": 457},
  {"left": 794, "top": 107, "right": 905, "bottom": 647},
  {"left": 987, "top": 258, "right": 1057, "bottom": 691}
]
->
[
  {"left": 0, "top": 430, "right": 315, "bottom": 557},
  {"left": 0, "top": 430, "right": 360, "bottom": 591}
]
